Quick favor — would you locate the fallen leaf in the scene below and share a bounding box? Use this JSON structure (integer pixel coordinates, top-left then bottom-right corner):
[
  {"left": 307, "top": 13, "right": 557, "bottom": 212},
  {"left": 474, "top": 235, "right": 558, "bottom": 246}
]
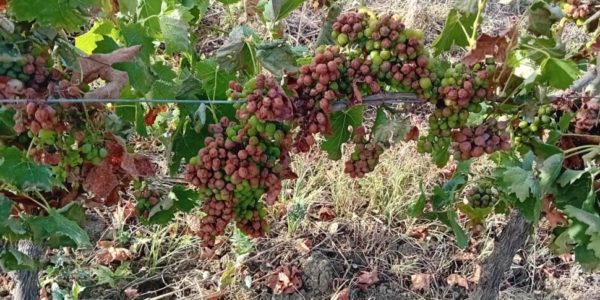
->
[
  {"left": 83, "top": 160, "right": 119, "bottom": 200},
  {"left": 336, "top": 288, "right": 351, "bottom": 300},
  {"left": 411, "top": 273, "right": 433, "bottom": 291},
  {"left": 71, "top": 45, "right": 141, "bottom": 99},
  {"left": 542, "top": 195, "right": 566, "bottom": 230},
  {"left": 294, "top": 239, "right": 312, "bottom": 255},
  {"left": 355, "top": 267, "right": 379, "bottom": 291},
  {"left": 318, "top": 206, "right": 336, "bottom": 221},
  {"left": 404, "top": 126, "right": 420, "bottom": 141},
  {"left": 266, "top": 266, "right": 302, "bottom": 294},
  {"left": 124, "top": 287, "right": 139, "bottom": 299},
  {"left": 470, "top": 264, "right": 482, "bottom": 283},
  {"left": 95, "top": 240, "right": 132, "bottom": 265},
  {"left": 0, "top": 0, "right": 6, "bottom": 10},
  {"left": 447, "top": 274, "right": 469, "bottom": 289},
  {"left": 121, "top": 200, "right": 136, "bottom": 222},
  {"left": 408, "top": 227, "right": 429, "bottom": 240}
]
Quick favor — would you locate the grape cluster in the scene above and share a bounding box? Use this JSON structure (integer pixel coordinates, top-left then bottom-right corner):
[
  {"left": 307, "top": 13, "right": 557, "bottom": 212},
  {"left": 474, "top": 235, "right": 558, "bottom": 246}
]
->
[
  {"left": 332, "top": 11, "right": 369, "bottom": 45},
  {"left": 132, "top": 183, "right": 163, "bottom": 219},
  {"left": 0, "top": 59, "right": 32, "bottom": 83},
  {"left": 512, "top": 104, "right": 556, "bottom": 146},
  {"left": 197, "top": 196, "right": 235, "bottom": 247},
  {"left": 235, "top": 74, "right": 293, "bottom": 121},
  {"left": 464, "top": 183, "right": 499, "bottom": 208},
  {"left": 13, "top": 102, "right": 65, "bottom": 134},
  {"left": 439, "top": 62, "right": 493, "bottom": 108},
  {"left": 290, "top": 45, "right": 343, "bottom": 152},
  {"left": 451, "top": 120, "right": 511, "bottom": 160},
  {"left": 562, "top": 0, "right": 595, "bottom": 20},
  {"left": 344, "top": 126, "right": 384, "bottom": 178}
]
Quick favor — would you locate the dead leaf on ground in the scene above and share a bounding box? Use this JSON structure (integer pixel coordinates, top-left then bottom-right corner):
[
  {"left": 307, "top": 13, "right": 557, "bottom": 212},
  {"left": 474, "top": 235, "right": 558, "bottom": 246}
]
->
[
  {"left": 83, "top": 160, "right": 119, "bottom": 200},
  {"left": 404, "top": 126, "right": 420, "bottom": 141},
  {"left": 447, "top": 274, "right": 469, "bottom": 289},
  {"left": 95, "top": 240, "right": 132, "bottom": 265},
  {"left": 470, "top": 264, "right": 482, "bottom": 283},
  {"left": 318, "top": 206, "right": 336, "bottom": 221},
  {"left": 265, "top": 266, "right": 302, "bottom": 294},
  {"left": 294, "top": 239, "right": 312, "bottom": 255},
  {"left": 411, "top": 273, "right": 434, "bottom": 291},
  {"left": 72, "top": 45, "right": 141, "bottom": 99},
  {"left": 408, "top": 226, "right": 429, "bottom": 240},
  {"left": 124, "top": 287, "right": 139, "bottom": 299},
  {"left": 462, "top": 23, "right": 516, "bottom": 66},
  {"left": 0, "top": 0, "right": 6, "bottom": 10},
  {"left": 121, "top": 200, "right": 137, "bottom": 222},
  {"left": 355, "top": 267, "right": 379, "bottom": 291},
  {"left": 335, "top": 288, "right": 351, "bottom": 300},
  {"left": 542, "top": 195, "right": 566, "bottom": 230}
]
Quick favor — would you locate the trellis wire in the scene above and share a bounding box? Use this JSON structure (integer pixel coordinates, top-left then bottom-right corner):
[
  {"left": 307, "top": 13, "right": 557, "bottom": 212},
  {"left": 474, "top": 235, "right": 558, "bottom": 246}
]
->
[{"left": 0, "top": 92, "right": 422, "bottom": 106}]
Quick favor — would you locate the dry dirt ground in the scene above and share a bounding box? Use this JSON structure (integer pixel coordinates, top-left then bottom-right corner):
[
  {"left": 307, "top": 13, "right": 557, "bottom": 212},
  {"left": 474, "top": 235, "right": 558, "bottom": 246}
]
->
[{"left": 2, "top": 1, "right": 600, "bottom": 299}]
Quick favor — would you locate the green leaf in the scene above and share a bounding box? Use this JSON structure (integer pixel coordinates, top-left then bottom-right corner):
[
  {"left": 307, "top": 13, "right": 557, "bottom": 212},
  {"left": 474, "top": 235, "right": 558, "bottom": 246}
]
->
[
  {"left": 75, "top": 21, "right": 117, "bottom": 54},
  {"left": 0, "top": 195, "right": 11, "bottom": 223},
  {"left": 316, "top": 4, "right": 342, "bottom": 46},
  {"left": 371, "top": 107, "right": 411, "bottom": 144},
  {"left": 169, "top": 185, "right": 200, "bottom": 212},
  {"left": 588, "top": 233, "right": 600, "bottom": 258},
  {"left": 57, "top": 203, "right": 87, "bottom": 227},
  {"left": 0, "top": 107, "right": 15, "bottom": 136},
  {"left": 148, "top": 80, "right": 177, "bottom": 100},
  {"left": 513, "top": 193, "right": 541, "bottom": 221},
  {"left": 217, "top": 0, "right": 241, "bottom": 4},
  {"left": 169, "top": 118, "right": 207, "bottom": 174},
  {"left": 501, "top": 166, "right": 540, "bottom": 202},
  {"left": 432, "top": 8, "right": 477, "bottom": 55},
  {"left": 0, "top": 146, "right": 55, "bottom": 192},
  {"left": 121, "top": 22, "right": 155, "bottom": 62},
  {"left": 264, "top": 0, "right": 305, "bottom": 22},
  {"left": 526, "top": 1, "right": 563, "bottom": 37},
  {"left": 115, "top": 102, "right": 148, "bottom": 137},
  {"left": 539, "top": 154, "right": 564, "bottom": 193},
  {"left": 8, "top": 0, "right": 100, "bottom": 32},
  {"left": 446, "top": 210, "right": 469, "bottom": 249},
  {"left": 26, "top": 209, "right": 92, "bottom": 249},
  {"left": 257, "top": 40, "right": 299, "bottom": 77},
  {"left": 411, "top": 181, "right": 427, "bottom": 217},
  {"left": 321, "top": 106, "right": 364, "bottom": 160},
  {"left": 195, "top": 59, "right": 237, "bottom": 100},
  {"left": 159, "top": 8, "right": 193, "bottom": 54},
  {"left": 118, "top": 0, "right": 138, "bottom": 15},
  {"left": 457, "top": 203, "right": 493, "bottom": 223},
  {"left": 217, "top": 26, "right": 261, "bottom": 76},
  {"left": 575, "top": 244, "right": 600, "bottom": 271},
  {"left": 137, "top": 0, "right": 162, "bottom": 18},
  {"left": 555, "top": 171, "right": 591, "bottom": 208},
  {"left": 151, "top": 62, "right": 178, "bottom": 82},
  {"left": 565, "top": 205, "right": 600, "bottom": 233},
  {"left": 432, "top": 137, "right": 451, "bottom": 168},
  {"left": 0, "top": 249, "right": 38, "bottom": 271},
  {"left": 540, "top": 58, "right": 580, "bottom": 89}
]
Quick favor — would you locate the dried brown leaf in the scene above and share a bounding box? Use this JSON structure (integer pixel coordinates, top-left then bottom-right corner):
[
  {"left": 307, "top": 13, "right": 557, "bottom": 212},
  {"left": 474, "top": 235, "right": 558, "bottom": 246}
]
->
[
  {"left": 124, "top": 287, "right": 139, "bottom": 300},
  {"left": 83, "top": 160, "right": 119, "bottom": 200},
  {"left": 447, "top": 274, "right": 469, "bottom": 289},
  {"left": 294, "top": 239, "right": 312, "bottom": 255},
  {"left": 356, "top": 267, "right": 379, "bottom": 291},
  {"left": 411, "top": 273, "right": 433, "bottom": 291},
  {"left": 404, "top": 126, "right": 420, "bottom": 141},
  {"left": 266, "top": 266, "right": 302, "bottom": 294},
  {"left": 470, "top": 264, "right": 482, "bottom": 283},
  {"left": 318, "top": 206, "right": 336, "bottom": 221},
  {"left": 543, "top": 195, "right": 566, "bottom": 230},
  {"left": 408, "top": 227, "right": 429, "bottom": 240},
  {"left": 462, "top": 25, "right": 515, "bottom": 66},
  {"left": 95, "top": 240, "right": 132, "bottom": 265}
]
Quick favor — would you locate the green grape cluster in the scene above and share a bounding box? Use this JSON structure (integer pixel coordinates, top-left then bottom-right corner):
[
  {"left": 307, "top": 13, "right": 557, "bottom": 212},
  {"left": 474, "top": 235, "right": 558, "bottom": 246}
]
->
[
  {"left": 464, "top": 183, "right": 499, "bottom": 208},
  {"left": 0, "top": 60, "right": 31, "bottom": 82},
  {"left": 344, "top": 126, "right": 385, "bottom": 178},
  {"left": 512, "top": 104, "right": 556, "bottom": 145}
]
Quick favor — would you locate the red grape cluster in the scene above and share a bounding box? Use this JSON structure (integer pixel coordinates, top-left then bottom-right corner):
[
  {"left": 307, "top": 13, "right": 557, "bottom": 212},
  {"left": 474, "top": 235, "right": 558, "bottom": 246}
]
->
[
  {"left": 236, "top": 74, "right": 293, "bottom": 121},
  {"left": 290, "top": 45, "right": 343, "bottom": 152},
  {"left": 562, "top": 0, "right": 594, "bottom": 20},
  {"left": 451, "top": 120, "right": 511, "bottom": 160},
  {"left": 439, "top": 63, "right": 493, "bottom": 109},
  {"left": 197, "top": 196, "right": 235, "bottom": 247},
  {"left": 133, "top": 185, "right": 162, "bottom": 219},
  {"left": 332, "top": 11, "right": 369, "bottom": 45},
  {"left": 13, "top": 102, "right": 66, "bottom": 134},
  {"left": 344, "top": 126, "right": 384, "bottom": 178}
]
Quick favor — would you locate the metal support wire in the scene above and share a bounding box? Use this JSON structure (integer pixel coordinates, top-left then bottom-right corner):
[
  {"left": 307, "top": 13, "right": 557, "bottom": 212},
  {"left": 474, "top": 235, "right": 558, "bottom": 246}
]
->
[{"left": 0, "top": 92, "right": 423, "bottom": 107}]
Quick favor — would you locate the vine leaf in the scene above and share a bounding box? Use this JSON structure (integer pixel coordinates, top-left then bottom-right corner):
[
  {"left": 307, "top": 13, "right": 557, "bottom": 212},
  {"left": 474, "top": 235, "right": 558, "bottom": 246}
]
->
[
  {"left": 72, "top": 45, "right": 142, "bottom": 99},
  {"left": 0, "top": 107, "right": 15, "bottom": 136},
  {"left": 148, "top": 185, "right": 200, "bottom": 224},
  {"left": 539, "top": 153, "right": 564, "bottom": 193},
  {"left": 432, "top": 8, "right": 478, "bottom": 55},
  {"left": 316, "top": 4, "right": 342, "bottom": 46},
  {"left": 372, "top": 107, "right": 412, "bottom": 144},
  {"left": 25, "top": 209, "right": 92, "bottom": 249},
  {"left": 195, "top": 59, "right": 237, "bottom": 100},
  {"left": 83, "top": 160, "right": 120, "bottom": 201},
  {"left": 216, "top": 26, "right": 261, "bottom": 76},
  {"left": 159, "top": 8, "right": 193, "bottom": 54},
  {"left": 501, "top": 166, "right": 540, "bottom": 202},
  {"left": 264, "top": 0, "right": 305, "bottom": 22},
  {"left": 0, "top": 195, "right": 11, "bottom": 223},
  {"left": 526, "top": 1, "right": 562, "bottom": 37},
  {"left": 7, "top": 0, "right": 100, "bottom": 32},
  {"left": 432, "top": 137, "right": 451, "bottom": 168},
  {"left": 540, "top": 58, "right": 580, "bottom": 89},
  {"left": 257, "top": 40, "right": 299, "bottom": 77},
  {"left": 0, "top": 146, "right": 55, "bottom": 192},
  {"left": 0, "top": 249, "right": 37, "bottom": 271},
  {"left": 462, "top": 28, "right": 515, "bottom": 66},
  {"left": 321, "top": 106, "right": 364, "bottom": 160}
]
